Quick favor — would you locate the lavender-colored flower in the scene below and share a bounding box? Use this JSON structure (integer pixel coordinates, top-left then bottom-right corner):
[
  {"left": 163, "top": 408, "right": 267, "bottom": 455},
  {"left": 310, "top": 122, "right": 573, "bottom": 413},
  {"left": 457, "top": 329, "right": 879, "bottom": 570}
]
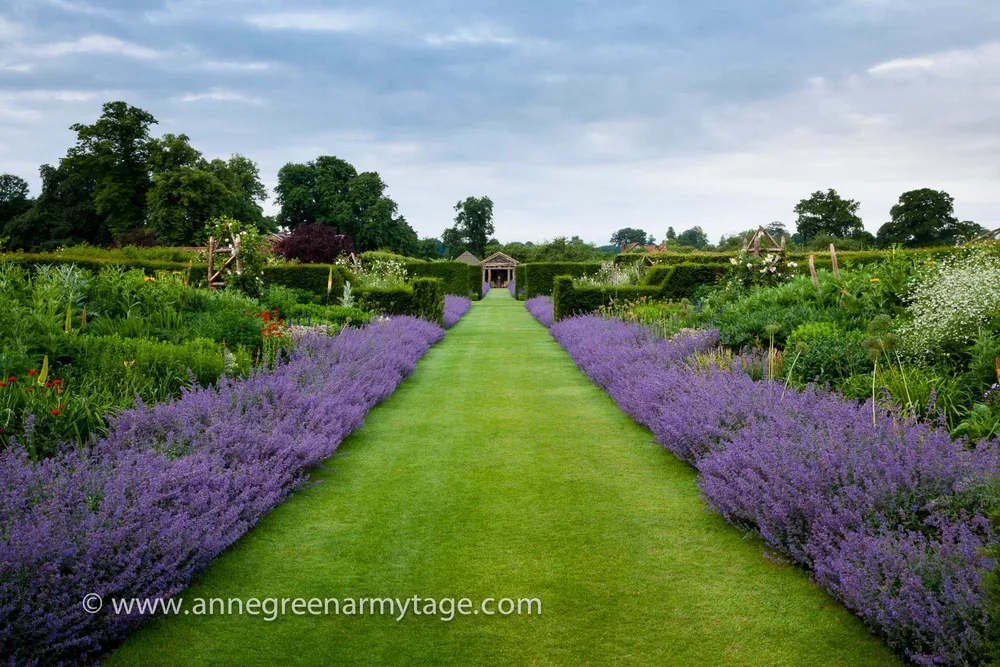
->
[
  {"left": 548, "top": 314, "right": 1000, "bottom": 665},
  {"left": 442, "top": 295, "right": 471, "bottom": 329},
  {"left": 481, "top": 282, "right": 490, "bottom": 298},
  {"left": 525, "top": 296, "right": 554, "bottom": 327},
  {"left": 0, "top": 317, "right": 444, "bottom": 665},
  {"left": 508, "top": 281, "right": 516, "bottom": 298}
]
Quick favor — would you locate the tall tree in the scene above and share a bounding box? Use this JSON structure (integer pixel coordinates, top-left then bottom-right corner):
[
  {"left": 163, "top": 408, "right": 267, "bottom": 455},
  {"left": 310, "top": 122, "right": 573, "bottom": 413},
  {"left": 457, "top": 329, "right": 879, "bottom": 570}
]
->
[
  {"left": 0, "top": 174, "right": 32, "bottom": 237},
  {"left": 207, "top": 154, "right": 269, "bottom": 231},
  {"left": 675, "top": 226, "right": 711, "bottom": 250},
  {"left": 794, "top": 189, "right": 864, "bottom": 241},
  {"left": 4, "top": 164, "right": 103, "bottom": 250},
  {"left": 610, "top": 227, "right": 650, "bottom": 248},
  {"left": 876, "top": 188, "right": 981, "bottom": 247},
  {"left": 447, "top": 196, "right": 495, "bottom": 258},
  {"left": 68, "top": 101, "right": 158, "bottom": 238},
  {"left": 665, "top": 226, "right": 676, "bottom": 241}
]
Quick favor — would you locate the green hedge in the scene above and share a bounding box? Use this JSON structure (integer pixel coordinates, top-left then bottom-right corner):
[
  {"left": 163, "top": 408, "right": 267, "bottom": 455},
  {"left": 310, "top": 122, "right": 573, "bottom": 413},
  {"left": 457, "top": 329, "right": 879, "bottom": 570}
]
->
[
  {"left": 614, "top": 246, "right": 963, "bottom": 268},
  {"left": 468, "top": 264, "right": 482, "bottom": 300},
  {"left": 514, "top": 265, "right": 526, "bottom": 299},
  {"left": 553, "top": 276, "right": 661, "bottom": 321},
  {"left": 523, "top": 262, "right": 603, "bottom": 298},
  {"left": 2, "top": 253, "right": 208, "bottom": 279},
  {"left": 260, "top": 265, "right": 354, "bottom": 303},
  {"left": 644, "top": 263, "right": 729, "bottom": 299},
  {"left": 356, "top": 277, "right": 444, "bottom": 324},
  {"left": 406, "top": 261, "right": 474, "bottom": 297}
]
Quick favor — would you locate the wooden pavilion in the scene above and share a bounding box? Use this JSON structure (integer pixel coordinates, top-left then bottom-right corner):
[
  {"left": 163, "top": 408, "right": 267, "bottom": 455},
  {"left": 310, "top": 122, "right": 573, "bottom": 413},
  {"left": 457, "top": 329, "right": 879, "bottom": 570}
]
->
[{"left": 481, "top": 252, "right": 518, "bottom": 288}]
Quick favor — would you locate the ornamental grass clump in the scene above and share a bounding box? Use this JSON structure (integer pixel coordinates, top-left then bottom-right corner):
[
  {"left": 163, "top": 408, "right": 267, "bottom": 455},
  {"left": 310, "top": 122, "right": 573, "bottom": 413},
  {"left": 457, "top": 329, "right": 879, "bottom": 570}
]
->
[
  {"left": 525, "top": 296, "right": 554, "bottom": 327},
  {"left": 0, "top": 316, "right": 444, "bottom": 665},
  {"left": 902, "top": 247, "right": 1000, "bottom": 354},
  {"left": 442, "top": 295, "right": 471, "bottom": 329},
  {"left": 548, "top": 313, "right": 1000, "bottom": 665}
]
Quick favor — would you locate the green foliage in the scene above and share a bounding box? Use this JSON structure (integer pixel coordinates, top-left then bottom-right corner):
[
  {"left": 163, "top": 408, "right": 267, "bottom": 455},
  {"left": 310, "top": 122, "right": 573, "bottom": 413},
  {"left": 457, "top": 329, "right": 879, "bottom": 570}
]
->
[
  {"left": 482, "top": 237, "right": 610, "bottom": 263},
  {"left": 785, "top": 322, "right": 872, "bottom": 385},
  {"left": 647, "top": 263, "right": 728, "bottom": 299},
  {"left": 259, "top": 264, "right": 351, "bottom": 303},
  {"left": 356, "top": 277, "right": 444, "bottom": 323},
  {"left": 523, "top": 262, "right": 603, "bottom": 298},
  {"left": 675, "top": 226, "right": 711, "bottom": 250},
  {"left": 444, "top": 196, "right": 495, "bottom": 258},
  {"left": 284, "top": 304, "right": 370, "bottom": 328},
  {"left": 610, "top": 228, "right": 653, "bottom": 247},
  {"left": 553, "top": 276, "right": 661, "bottom": 321},
  {"left": 205, "top": 216, "right": 269, "bottom": 298},
  {"left": 406, "top": 261, "right": 473, "bottom": 296},
  {"left": 274, "top": 155, "right": 417, "bottom": 254},
  {"left": 877, "top": 188, "right": 984, "bottom": 247},
  {"left": 794, "top": 188, "right": 865, "bottom": 241}
]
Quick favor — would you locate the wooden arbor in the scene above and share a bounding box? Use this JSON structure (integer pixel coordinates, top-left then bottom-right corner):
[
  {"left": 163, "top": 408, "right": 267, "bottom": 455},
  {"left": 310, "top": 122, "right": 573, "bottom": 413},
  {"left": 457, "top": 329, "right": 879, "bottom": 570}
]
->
[
  {"left": 481, "top": 252, "right": 518, "bottom": 288},
  {"left": 743, "top": 226, "right": 787, "bottom": 257},
  {"left": 206, "top": 235, "right": 241, "bottom": 290}
]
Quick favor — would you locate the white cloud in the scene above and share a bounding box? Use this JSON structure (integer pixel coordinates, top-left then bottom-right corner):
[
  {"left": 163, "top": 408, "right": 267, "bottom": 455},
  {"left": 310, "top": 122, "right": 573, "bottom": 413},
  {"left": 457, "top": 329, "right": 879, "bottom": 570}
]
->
[
  {"left": 869, "top": 41, "right": 1000, "bottom": 76},
  {"left": 424, "top": 26, "right": 519, "bottom": 46},
  {"left": 35, "top": 35, "right": 163, "bottom": 59},
  {"left": 199, "top": 60, "right": 275, "bottom": 73},
  {"left": 245, "top": 10, "right": 379, "bottom": 32},
  {"left": 172, "top": 88, "right": 264, "bottom": 105}
]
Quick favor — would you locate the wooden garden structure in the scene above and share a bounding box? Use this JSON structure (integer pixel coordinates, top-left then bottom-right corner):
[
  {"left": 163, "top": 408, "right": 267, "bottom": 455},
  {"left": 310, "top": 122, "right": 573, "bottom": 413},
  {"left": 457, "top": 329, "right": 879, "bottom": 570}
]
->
[
  {"left": 481, "top": 252, "right": 518, "bottom": 288},
  {"left": 206, "top": 235, "right": 241, "bottom": 291},
  {"left": 743, "top": 226, "right": 787, "bottom": 257}
]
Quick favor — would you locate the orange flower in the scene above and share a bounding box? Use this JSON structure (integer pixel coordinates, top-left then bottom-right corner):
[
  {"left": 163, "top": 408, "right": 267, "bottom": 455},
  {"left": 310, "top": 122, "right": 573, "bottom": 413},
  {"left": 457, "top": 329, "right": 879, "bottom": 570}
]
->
[
  {"left": 28, "top": 369, "right": 37, "bottom": 376},
  {"left": 50, "top": 409, "right": 61, "bottom": 416}
]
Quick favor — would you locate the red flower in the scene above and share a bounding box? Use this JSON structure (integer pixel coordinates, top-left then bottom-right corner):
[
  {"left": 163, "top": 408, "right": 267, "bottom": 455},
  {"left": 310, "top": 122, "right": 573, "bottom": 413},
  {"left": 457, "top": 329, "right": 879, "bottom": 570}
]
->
[
  {"left": 50, "top": 409, "right": 61, "bottom": 416},
  {"left": 28, "top": 369, "right": 37, "bottom": 376},
  {"left": 52, "top": 379, "right": 62, "bottom": 385},
  {"left": 45, "top": 382, "right": 53, "bottom": 388},
  {"left": 0, "top": 382, "right": 6, "bottom": 388},
  {"left": 7, "top": 376, "right": 16, "bottom": 383}
]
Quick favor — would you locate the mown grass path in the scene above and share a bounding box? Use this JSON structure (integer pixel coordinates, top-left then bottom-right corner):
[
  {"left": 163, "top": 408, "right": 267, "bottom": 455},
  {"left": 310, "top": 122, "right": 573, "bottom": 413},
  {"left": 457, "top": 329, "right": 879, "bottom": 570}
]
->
[{"left": 110, "top": 289, "right": 898, "bottom": 666}]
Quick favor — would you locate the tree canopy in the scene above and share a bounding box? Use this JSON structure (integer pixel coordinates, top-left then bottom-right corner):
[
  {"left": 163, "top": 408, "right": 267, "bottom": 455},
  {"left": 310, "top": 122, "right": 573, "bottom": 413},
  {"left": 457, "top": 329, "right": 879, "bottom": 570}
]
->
[
  {"left": 794, "top": 189, "right": 865, "bottom": 242},
  {"left": 876, "top": 188, "right": 985, "bottom": 247},
  {"left": 610, "top": 227, "right": 653, "bottom": 248},
  {"left": 675, "top": 226, "right": 711, "bottom": 250},
  {"left": 274, "top": 156, "right": 416, "bottom": 255},
  {"left": 443, "top": 196, "right": 495, "bottom": 258}
]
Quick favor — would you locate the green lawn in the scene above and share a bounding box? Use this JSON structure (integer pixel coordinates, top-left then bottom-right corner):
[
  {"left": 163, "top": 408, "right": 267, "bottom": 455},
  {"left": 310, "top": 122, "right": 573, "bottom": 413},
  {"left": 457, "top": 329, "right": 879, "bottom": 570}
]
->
[{"left": 109, "top": 288, "right": 898, "bottom": 666}]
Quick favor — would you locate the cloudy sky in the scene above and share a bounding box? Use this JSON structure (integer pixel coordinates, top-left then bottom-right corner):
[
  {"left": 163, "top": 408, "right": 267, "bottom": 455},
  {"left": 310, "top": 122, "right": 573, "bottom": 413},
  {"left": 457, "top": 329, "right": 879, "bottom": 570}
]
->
[{"left": 0, "top": 0, "right": 998, "bottom": 245}]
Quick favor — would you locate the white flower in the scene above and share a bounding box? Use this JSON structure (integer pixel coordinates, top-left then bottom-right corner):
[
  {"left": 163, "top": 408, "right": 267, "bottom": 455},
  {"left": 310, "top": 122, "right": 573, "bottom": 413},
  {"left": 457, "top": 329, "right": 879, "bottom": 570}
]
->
[
  {"left": 769, "top": 266, "right": 777, "bottom": 273},
  {"left": 730, "top": 258, "right": 739, "bottom": 265},
  {"left": 788, "top": 262, "right": 798, "bottom": 268},
  {"left": 747, "top": 263, "right": 753, "bottom": 269},
  {"left": 760, "top": 268, "right": 767, "bottom": 274}
]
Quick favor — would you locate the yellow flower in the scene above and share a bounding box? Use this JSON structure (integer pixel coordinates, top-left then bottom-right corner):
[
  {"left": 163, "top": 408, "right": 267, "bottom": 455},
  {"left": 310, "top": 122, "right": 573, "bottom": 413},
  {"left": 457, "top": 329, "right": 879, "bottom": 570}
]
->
[
  {"left": 143, "top": 276, "right": 156, "bottom": 283},
  {"left": 928, "top": 260, "right": 937, "bottom": 265},
  {"left": 124, "top": 360, "right": 136, "bottom": 368},
  {"left": 869, "top": 278, "right": 880, "bottom": 283}
]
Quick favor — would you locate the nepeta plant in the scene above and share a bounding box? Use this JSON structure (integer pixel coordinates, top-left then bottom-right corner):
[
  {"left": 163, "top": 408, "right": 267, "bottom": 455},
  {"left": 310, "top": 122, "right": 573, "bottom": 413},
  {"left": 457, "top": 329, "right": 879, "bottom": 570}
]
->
[
  {"left": 443, "top": 295, "right": 471, "bottom": 329},
  {"left": 0, "top": 317, "right": 444, "bottom": 665},
  {"left": 525, "top": 296, "right": 553, "bottom": 327},
  {"left": 549, "top": 314, "right": 1000, "bottom": 665}
]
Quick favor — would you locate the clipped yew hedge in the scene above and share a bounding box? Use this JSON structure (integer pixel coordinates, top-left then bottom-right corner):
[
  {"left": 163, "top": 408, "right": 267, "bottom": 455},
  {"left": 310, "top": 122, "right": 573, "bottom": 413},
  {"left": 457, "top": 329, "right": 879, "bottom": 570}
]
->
[
  {"left": 405, "top": 261, "right": 476, "bottom": 298},
  {"left": 357, "top": 277, "right": 445, "bottom": 324},
  {"left": 644, "top": 263, "right": 729, "bottom": 299},
  {"left": 522, "top": 262, "right": 603, "bottom": 298},
  {"left": 553, "top": 276, "right": 660, "bottom": 321}
]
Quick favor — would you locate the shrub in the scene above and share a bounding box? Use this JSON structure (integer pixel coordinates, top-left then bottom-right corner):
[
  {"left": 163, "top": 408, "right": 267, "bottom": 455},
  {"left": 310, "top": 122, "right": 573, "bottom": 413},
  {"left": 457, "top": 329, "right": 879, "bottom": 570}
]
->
[
  {"left": 260, "top": 264, "right": 351, "bottom": 303},
  {"left": 784, "top": 322, "right": 871, "bottom": 385},
  {"left": 356, "top": 278, "right": 444, "bottom": 324},
  {"left": 285, "top": 304, "right": 371, "bottom": 328},
  {"left": 405, "top": 261, "right": 473, "bottom": 296},
  {"left": 188, "top": 310, "right": 263, "bottom": 350},
  {"left": 552, "top": 276, "right": 660, "bottom": 321},
  {"left": 469, "top": 264, "right": 483, "bottom": 299},
  {"left": 901, "top": 248, "right": 1000, "bottom": 354},
  {"left": 273, "top": 224, "right": 354, "bottom": 264},
  {"left": 645, "top": 263, "right": 727, "bottom": 299},
  {"left": 522, "top": 262, "right": 602, "bottom": 298},
  {"left": 110, "top": 228, "right": 164, "bottom": 249}
]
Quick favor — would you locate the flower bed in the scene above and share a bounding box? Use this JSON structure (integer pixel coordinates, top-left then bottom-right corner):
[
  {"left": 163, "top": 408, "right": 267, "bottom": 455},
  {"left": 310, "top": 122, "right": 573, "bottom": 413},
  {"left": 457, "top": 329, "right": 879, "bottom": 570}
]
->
[
  {"left": 481, "top": 282, "right": 490, "bottom": 298},
  {"left": 548, "top": 315, "right": 1000, "bottom": 665},
  {"left": 0, "top": 317, "right": 444, "bottom": 665},
  {"left": 525, "top": 296, "right": 554, "bottom": 328},
  {"left": 443, "top": 295, "right": 471, "bottom": 329}
]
